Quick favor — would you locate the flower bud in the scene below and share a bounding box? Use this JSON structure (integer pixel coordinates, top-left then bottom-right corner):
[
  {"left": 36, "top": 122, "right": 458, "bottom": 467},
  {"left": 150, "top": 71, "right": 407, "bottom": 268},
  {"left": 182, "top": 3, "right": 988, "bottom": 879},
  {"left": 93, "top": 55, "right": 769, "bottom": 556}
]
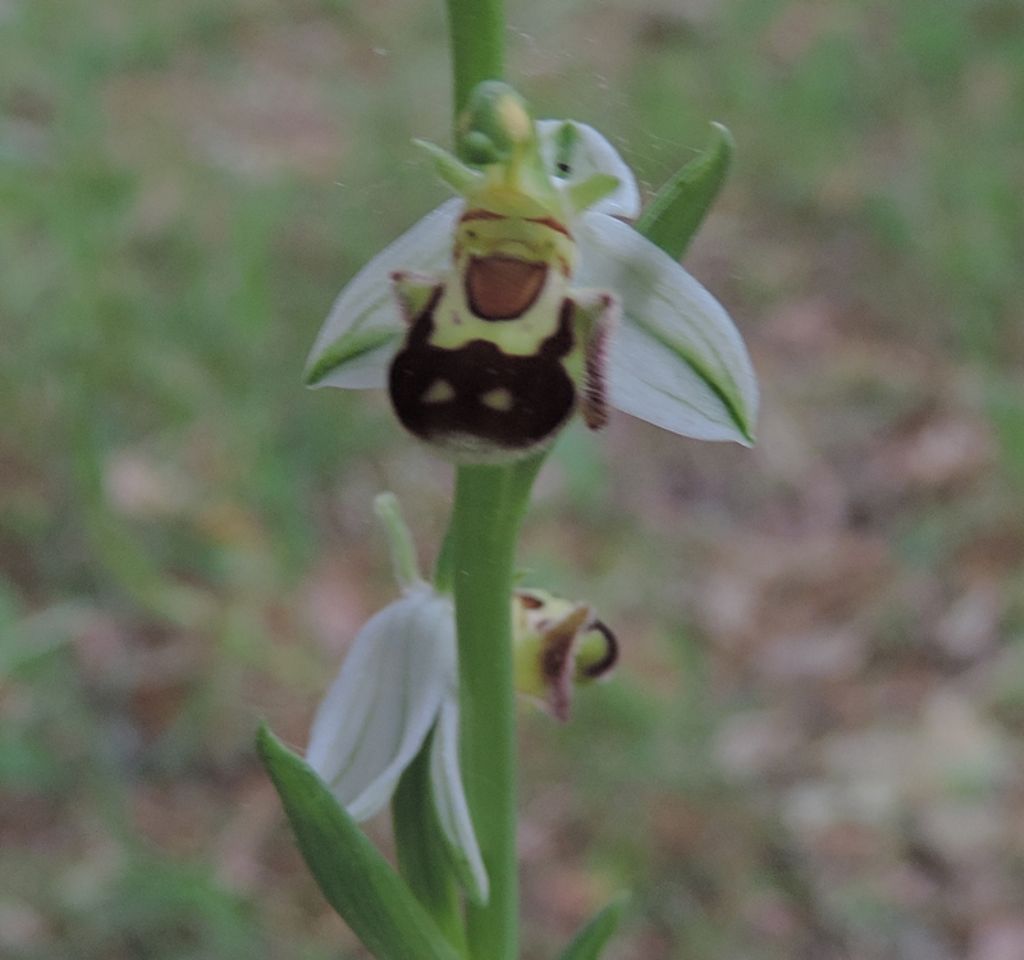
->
[
  {"left": 457, "top": 81, "right": 534, "bottom": 164},
  {"left": 512, "top": 588, "right": 618, "bottom": 721}
]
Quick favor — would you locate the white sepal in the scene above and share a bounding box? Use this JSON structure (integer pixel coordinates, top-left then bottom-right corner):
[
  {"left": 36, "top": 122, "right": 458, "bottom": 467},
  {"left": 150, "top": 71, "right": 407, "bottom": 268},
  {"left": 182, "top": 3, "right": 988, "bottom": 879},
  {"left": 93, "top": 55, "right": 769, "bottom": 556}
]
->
[
  {"left": 429, "top": 697, "right": 490, "bottom": 905},
  {"left": 576, "top": 212, "right": 759, "bottom": 444},
  {"left": 305, "top": 199, "right": 462, "bottom": 390},
  {"left": 536, "top": 120, "right": 641, "bottom": 220},
  {"left": 306, "top": 585, "right": 456, "bottom": 822}
]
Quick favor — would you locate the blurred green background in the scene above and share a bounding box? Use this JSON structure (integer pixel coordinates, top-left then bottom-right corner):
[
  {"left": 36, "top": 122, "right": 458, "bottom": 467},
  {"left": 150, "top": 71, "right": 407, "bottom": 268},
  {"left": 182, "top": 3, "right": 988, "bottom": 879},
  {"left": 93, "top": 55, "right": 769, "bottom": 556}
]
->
[{"left": 2, "top": 0, "right": 1024, "bottom": 957}]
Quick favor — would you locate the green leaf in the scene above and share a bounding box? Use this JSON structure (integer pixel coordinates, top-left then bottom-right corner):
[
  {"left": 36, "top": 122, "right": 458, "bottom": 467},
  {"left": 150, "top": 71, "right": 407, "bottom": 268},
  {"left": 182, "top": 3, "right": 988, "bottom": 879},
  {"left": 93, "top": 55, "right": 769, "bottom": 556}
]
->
[
  {"left": 557, "top": 894, "right": 630, "bottom": 960},
  {"left": 635, "top": 122, "right": 734, "bottom": 260},
  {"left": 256, "top": 724, "right": 462, "bottom": 960},
  {"left": 391, "top": 735, "right": 467, "bottom": 952}
]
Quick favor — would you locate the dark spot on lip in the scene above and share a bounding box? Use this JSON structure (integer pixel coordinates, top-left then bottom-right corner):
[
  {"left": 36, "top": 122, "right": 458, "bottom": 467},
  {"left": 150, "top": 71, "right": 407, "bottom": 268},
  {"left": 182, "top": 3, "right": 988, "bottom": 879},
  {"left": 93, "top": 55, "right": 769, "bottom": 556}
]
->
[
  {"left": 516, "top": 591, "right": 545, "bottom": 610},
  {"left": 525, "top": 216, "right": 572, "bottom": 239},
  {"left": 580, "top": 620, "right": 618, "bottom": 679},
  {"left": 466, "top": 255, "right": 547, "bottom": 321},
  {"left": 460, "top": 209, "right": 508, "bottom": 223}
]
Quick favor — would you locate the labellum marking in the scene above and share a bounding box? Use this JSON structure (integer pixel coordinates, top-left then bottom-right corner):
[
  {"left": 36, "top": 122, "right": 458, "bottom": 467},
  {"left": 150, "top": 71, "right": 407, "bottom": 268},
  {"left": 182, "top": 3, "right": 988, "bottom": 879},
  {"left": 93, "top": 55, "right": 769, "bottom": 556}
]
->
[
  {"left": 539, "top": 605, "right": 591, "bottom": 722},
  {"left": 389, "top": 298, "right": 577, "bottom": 455},
  {"left": 480, "top": 387, "right": 515, "bottom": 412},
  {"left": 466, "top": 256, "right": 547, "bottom": 321},
  {"left": 579, "top": 620, "right": 618, "bottom": 679},
  {"left": 525, "top": 215, "right": 572, "bottom": 239},
  {"left": 422, "top": 379, "right": 457, "bottom": 404}
]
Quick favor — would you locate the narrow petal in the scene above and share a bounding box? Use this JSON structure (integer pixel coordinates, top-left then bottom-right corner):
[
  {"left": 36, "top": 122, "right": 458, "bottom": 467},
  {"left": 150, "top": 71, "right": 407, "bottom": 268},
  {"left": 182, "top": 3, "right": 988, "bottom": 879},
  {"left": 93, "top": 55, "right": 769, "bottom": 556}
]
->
[
  {"left": 429, "top": 697, "right": 489, "bottom": 905},
  {"left": 305, "top": 199, "right": 462, "bottom": 389},
  {"left": 576, "top": 212, "right": 759, "bottom": 444},
  {"left": 306, "top": 586, "right": 456, "bottom": 822},
  {"left": 536, "top": 120, "right": 641, "bottom": 219}
]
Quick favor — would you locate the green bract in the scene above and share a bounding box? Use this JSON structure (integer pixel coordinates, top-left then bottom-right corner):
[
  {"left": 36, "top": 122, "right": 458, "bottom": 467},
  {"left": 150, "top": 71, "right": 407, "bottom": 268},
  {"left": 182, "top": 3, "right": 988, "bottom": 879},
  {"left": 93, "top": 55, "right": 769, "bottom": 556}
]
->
[
  {"left": 306, "top": 90, "right": 758, "bottom": 451},
  {"left": 257, "top": 726, "right": 462, "bottom": 960}
]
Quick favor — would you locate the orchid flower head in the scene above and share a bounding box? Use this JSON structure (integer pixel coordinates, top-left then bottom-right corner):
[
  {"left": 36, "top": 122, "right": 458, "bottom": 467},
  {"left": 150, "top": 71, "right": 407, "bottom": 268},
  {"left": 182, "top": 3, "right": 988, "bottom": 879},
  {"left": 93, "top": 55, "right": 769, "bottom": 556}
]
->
[
  {"left": 305, "top": 82, "right": 758, "bottom": 460},
  {"left": 513, "top": 588, "right": 618, "bottom": 722}
]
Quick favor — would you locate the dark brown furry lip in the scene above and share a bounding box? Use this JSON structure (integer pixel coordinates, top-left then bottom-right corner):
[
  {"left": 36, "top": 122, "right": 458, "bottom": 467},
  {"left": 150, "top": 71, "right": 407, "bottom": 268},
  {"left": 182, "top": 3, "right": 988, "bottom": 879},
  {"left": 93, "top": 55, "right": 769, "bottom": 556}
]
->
[{"left": 465, "top": 255, "right": 547, "bottom": 321}]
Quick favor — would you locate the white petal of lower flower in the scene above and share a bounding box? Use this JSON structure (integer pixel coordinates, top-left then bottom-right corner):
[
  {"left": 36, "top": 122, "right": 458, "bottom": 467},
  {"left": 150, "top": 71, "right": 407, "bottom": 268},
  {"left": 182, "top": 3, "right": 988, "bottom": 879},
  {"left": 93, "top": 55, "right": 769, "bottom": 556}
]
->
[
  {"left": 306, "top": 585, "right": 456, "bottom": 822},
  {"left": 305, "top": 199, "right": 462, "bottom": 390},
  {"left": 576, "top": 211, "right": 759, "bottom": 444},
  {"left": 536, "top": 120, "right": 641, "bottom": 220},
  {"left": 429, "top": 697, "right": 489, "bottom": 905}
]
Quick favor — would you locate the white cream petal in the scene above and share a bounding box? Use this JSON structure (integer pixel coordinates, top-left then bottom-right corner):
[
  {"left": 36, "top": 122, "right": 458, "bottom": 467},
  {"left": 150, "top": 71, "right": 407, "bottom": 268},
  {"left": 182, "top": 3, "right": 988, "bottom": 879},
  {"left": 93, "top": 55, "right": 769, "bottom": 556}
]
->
[
  {"left": 305, "top": 199, "right": 462, "bottom": 389},
  {"left": 536, "top": 120, "right": 641, "bottom": 219},
  {"left": 306, "top": 586, "right": 456, "bottom": 822},
  {"left": 576, "top": 211, "right": 759, "bottom": 444},
  {"left": 429, "top": 697, "right": 489, "bottom": 905}
]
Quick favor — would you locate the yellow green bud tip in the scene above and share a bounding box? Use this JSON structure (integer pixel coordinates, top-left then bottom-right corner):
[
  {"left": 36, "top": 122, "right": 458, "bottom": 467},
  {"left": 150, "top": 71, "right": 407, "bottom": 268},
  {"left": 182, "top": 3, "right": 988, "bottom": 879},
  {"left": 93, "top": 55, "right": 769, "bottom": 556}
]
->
[
  {"left": 493, "top": 93, "right": 531, "bottom": 145},
  {"left": 457, "top": 81, "right": 535, "bottom": 165}
]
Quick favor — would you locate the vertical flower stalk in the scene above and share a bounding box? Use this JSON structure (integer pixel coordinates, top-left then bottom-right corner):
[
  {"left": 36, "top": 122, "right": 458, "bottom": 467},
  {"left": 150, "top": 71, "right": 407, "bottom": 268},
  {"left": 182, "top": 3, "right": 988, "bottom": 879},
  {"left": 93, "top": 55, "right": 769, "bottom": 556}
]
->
[
  {"left": 446, "top": 0, "right": 505, "bottom": 113},
  {"left": 450, "top": 456, "right": 542, "bottom": 958},
  {"left": 442, "top": 5, "right": 531, "bottom": 957}
]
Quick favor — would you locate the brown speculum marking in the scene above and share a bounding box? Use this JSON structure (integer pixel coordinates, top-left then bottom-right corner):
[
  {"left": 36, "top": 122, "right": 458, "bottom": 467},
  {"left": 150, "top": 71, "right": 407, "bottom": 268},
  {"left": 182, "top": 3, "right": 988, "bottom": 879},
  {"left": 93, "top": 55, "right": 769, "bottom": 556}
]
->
[
  {"left": 388, "top": 297, "right": 577, "bottom": 453},
  {"left": 517, "top": 592, "right": 544, "bottom": 610},
  {"left": 465, "top": 255, "right": 547, "bottom": 321},
  {"left": 538, "top": 605, "right": 591, "bottom": 721}
]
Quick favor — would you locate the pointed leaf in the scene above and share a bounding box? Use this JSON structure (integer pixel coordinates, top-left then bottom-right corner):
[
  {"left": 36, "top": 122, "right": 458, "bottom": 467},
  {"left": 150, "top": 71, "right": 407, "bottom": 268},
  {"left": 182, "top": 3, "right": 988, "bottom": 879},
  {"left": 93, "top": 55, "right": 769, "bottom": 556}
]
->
[
  {"left": 257, "top": 725, "right": 462, "bottom": 960},
  {"left": 430, "top": 697, "right": 489, "bottom": 905},
  {"left": 577, "top": 212, "right": 758, "bottom": 444},
  {"left": 558, "top": 894, "right": 630, "bottom": 960},
  {"left": 536, "top": 120, "right": 641, "bottom": 219},
  {"left": 391, "top": 736, "right": 467, "bottom": 952},
  {"left": 305, "top": 199, "right": 461, "bottom": 389},
  {"left": 306, "top": 587, "right": 456, "bottom": 821},
  {"left": 635, "top": 122, "right": 734, "bottom": 260}
]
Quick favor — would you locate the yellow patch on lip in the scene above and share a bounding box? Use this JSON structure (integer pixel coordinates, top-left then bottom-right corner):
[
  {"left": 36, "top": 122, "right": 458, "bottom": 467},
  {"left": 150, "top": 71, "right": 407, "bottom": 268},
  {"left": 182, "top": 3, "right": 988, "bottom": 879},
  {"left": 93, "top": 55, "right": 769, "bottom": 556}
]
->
[
  {"left": 466, "top": 255, "right": 547, "bottom": 320},
  {"left": 480, "top": 387, "right": 515, "bottom": 412},
  {"left": 422, "top": 379, "right": 456, "bottom": 404}
]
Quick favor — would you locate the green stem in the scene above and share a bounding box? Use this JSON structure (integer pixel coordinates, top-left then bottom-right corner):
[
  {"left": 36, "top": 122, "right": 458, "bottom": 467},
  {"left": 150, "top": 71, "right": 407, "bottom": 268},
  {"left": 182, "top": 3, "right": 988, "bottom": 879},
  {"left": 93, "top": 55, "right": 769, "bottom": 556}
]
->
[
  {"left": 450, "top": 454, "right": 544, "bottom": 960},
  {"left": 445, "top": 0, "right": 505, "bottom": 116},
  {"left": 441, "top": 5, "right": 535, "bottom": 956},
  {"left": 434, "top": 527, "right": 456, "bottom": 594}
]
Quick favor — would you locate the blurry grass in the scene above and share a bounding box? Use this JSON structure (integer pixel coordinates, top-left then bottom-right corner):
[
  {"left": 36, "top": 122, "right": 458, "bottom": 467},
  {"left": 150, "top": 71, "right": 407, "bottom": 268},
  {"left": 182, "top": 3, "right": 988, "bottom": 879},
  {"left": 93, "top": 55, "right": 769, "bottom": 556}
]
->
[{"left": 2, "top": 0, "right": 1024, "bottom": 957}]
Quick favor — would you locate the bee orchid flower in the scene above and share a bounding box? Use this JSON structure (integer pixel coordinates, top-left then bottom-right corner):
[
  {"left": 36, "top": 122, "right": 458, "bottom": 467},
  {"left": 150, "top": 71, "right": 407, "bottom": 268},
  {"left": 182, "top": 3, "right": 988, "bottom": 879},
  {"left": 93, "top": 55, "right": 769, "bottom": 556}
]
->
[
  {"left": 306, "top": 496, "right": 617, "bottom": 907},
  {"left": 305, "top": 82, "right": 758, "bottom": 460}
]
